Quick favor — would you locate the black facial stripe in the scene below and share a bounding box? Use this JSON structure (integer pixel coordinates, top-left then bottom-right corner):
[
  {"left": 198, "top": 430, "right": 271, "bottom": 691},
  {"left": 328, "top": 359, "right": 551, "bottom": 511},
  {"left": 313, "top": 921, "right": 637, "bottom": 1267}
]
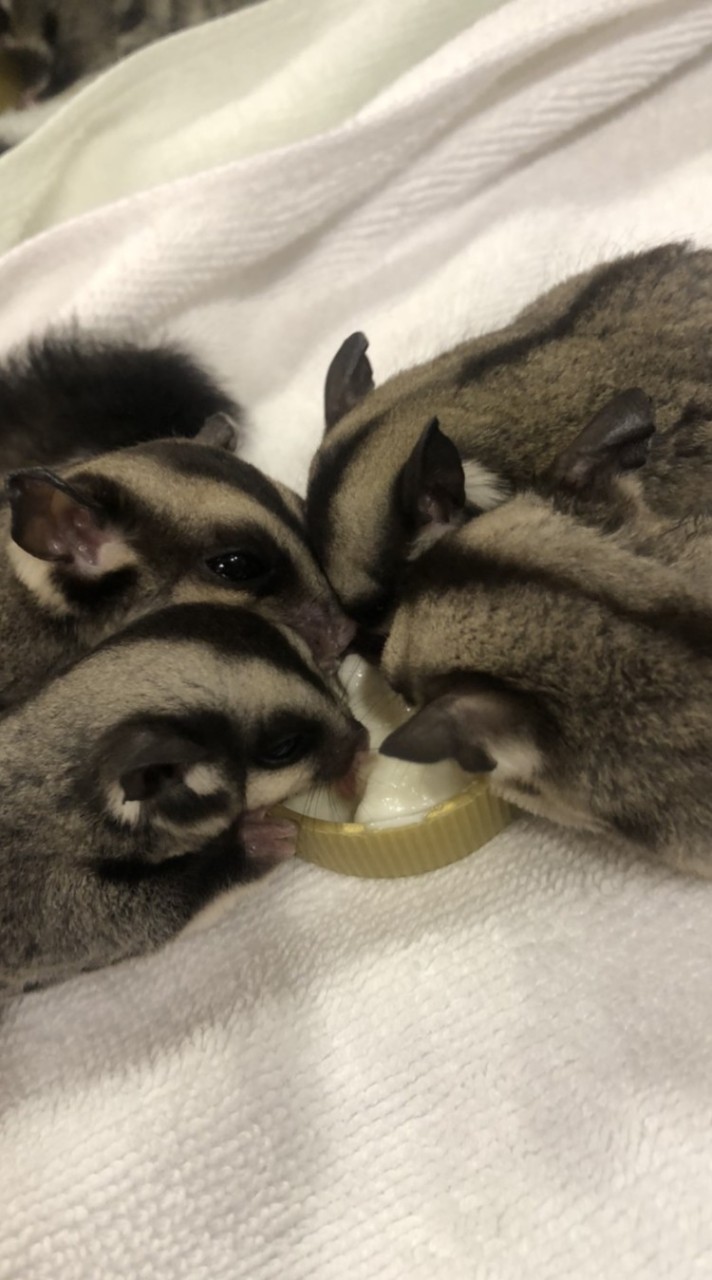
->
[
  {"left": 155, "top": 788, "right": 233, "bottom": 828},
  {"left": 66, "top": 471, "right": 307, "bottom": 597},
  {"left": 407, "top": 543, "right": 712, "bottom": 658},
  {"left": 136, "top": 442, "right": 307, "bottom": 545},
  {"left": 306, "top": 413, "right": 388, "bottom": 559},
  {"left": 456, "top": 245, "right": 684, "bottom": 388},
  {"left": 56, "top": 566, "right": 140, "bottom": 612},
  {"left": 98, "top": 603, "right": 328, "bottom": 696}
]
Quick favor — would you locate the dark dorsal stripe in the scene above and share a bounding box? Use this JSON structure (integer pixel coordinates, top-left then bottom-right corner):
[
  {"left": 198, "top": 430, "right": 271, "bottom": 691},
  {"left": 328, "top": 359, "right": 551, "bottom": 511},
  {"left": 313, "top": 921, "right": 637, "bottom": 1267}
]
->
[
  {"left": 306, "top": 413, "right": 388, "bottom": 559},
  {"left": 136, "top": 442, "right": 307, "bottom": 545},
  {"left": 95, "top": 602, "right": 327, "bottom": 695},
  {"left": 407, "top": 541, "right": 712, "bottom": 658},
  {"left": 455, "top": 244, "right": 684, "bottom": 388}
]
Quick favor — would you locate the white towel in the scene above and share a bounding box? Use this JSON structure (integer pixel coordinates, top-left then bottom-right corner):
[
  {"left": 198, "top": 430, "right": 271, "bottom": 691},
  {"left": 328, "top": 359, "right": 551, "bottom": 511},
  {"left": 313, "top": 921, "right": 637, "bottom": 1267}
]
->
[{"left": 3, "top": 1, "right": 712, "bottom": 1277}]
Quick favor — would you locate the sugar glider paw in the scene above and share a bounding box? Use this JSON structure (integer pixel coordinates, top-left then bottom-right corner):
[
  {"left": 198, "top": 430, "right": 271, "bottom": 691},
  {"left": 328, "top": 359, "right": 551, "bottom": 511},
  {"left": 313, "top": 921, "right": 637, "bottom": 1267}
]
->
[{"left": 239, "top": 809, "right": 297, "bottom": 867}]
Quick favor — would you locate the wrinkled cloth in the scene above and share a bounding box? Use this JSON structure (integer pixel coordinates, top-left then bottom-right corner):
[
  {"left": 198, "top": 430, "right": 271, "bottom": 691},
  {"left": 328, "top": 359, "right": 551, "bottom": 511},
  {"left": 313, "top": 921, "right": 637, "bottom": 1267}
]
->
[{"left": 2, "top": 1, "right": 712, "bottom": 1276}]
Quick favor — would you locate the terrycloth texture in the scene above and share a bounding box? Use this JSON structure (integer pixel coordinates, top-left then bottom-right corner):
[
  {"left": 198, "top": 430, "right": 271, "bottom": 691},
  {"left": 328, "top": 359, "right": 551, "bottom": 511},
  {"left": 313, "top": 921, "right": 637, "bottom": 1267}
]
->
[
  {"left": 0, "top": 0, "right": 505, "bottom": 249},
  {"left": 3, "top": 1, "right": 712, "bottom": 1276}
]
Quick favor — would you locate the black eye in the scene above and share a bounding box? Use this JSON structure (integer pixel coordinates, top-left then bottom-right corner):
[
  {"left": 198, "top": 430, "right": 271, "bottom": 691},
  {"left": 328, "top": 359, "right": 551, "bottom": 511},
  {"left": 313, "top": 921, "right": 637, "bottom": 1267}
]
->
[
  {"left": 254, "top": 733, "right": 314, "bottom": 770},
  {"left": 42, "top": 11, "right": 59, "bottom": 45},
  {"left": 205, "top": 549, "right": 271, "bottom": 587}
]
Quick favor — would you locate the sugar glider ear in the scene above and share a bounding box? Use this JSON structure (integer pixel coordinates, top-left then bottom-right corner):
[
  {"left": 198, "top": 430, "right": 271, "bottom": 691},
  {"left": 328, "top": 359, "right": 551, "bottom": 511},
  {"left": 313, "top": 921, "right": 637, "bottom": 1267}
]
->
[
  {"left": 550, "top": 388, "right": 655, "bottom": 492},
  {"left": 6, "top": 468, "right": 128, "bottom": 576},
  {"left": 400, "top": 418, "right": 466, "bottom": 530},
  {"left": 324, "top": 331, "right": 374, "bottom": 431},
  {"left": 103, "top": 721, "right": 208, "bottom": 805},
  {"left": 194, "top": 412, "right": 239, "bottom": 451},
  {"left": 380, "top": 682, "right": 539, "bottom": 776}
]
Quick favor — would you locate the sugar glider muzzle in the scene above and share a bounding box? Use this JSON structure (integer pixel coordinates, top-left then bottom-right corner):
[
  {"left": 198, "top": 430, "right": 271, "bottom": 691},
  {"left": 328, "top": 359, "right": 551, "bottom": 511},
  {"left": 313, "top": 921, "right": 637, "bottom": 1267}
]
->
[
  {"left": 0, "top": 422, "right": 354, "bottom": 707},
  {"left": 0, "top": 601, "right": 365, "bottom": 996}
]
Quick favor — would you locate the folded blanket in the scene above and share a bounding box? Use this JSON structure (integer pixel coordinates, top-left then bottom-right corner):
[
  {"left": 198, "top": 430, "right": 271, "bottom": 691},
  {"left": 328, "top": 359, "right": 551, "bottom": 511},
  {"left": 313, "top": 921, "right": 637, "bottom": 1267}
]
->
[
  {"left": 0, "top": 0, "right": 503, "bottom": 250},
  {"left": 3, "top": 1, "right": 712, "bottom": 1277}
]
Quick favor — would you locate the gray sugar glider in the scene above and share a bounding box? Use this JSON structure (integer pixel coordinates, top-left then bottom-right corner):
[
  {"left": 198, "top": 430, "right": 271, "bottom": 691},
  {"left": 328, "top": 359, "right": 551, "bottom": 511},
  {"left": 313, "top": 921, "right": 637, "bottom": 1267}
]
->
[
  {"left": 308, "top": 243, "right": 712, "bottom": 633},
  {"left": 380, "top": 390, "right": 712, "bottom": 874},
  {"left": 0, "top": 599, "right": 364, "bottom": 995}
]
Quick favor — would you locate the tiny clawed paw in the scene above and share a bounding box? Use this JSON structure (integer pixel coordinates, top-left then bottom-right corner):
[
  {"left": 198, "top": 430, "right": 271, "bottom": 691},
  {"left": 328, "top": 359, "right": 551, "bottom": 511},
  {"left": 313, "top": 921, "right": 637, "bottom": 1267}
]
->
[{"left": 239, "top": 810, "right": 298, "bottom": 863}]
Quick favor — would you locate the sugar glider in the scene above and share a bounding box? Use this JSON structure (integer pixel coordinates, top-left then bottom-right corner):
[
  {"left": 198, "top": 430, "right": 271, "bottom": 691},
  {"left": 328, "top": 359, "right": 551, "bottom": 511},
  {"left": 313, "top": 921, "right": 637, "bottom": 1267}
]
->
[
  {"left": 1, "top": 420, "right": 354, "bottom": 709},
  {"left": 379, "top": 392, "right": 712, "bottom": 875},
  {"left": 307, "top": 243, "right": 712, "bottom": 631},
  {"left": 0, "top": 599, "right": 365, "bottom": 995}
]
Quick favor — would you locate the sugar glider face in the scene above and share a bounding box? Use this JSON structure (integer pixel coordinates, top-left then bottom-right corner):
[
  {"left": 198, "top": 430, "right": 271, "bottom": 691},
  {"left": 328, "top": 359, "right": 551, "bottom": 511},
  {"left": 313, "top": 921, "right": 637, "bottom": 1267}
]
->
[
  {"left": 380, "top": 392, "right": 712, "bottom": 867},
  {"left": 89, "top": 602, "right": 366, "bottom": 855},
  {"left": 5, "top": 419, "right": 354, "bottom": 675},
  {"left": 0, "top": 601, "right": 366, "bottom": 994},
  {"left": 308, "top": 333, "right": 496, "bottom": 632}
]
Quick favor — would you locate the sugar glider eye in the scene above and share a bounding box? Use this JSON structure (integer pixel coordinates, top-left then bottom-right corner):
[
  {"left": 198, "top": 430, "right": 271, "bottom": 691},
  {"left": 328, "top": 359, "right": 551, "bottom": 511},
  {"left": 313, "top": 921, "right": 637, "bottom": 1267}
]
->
[
  {"left": 253, "top": 730, "right": 317, "bottom": 770},
  {"left": 205, "top": 549, "right": 272, "bottom": 587}
]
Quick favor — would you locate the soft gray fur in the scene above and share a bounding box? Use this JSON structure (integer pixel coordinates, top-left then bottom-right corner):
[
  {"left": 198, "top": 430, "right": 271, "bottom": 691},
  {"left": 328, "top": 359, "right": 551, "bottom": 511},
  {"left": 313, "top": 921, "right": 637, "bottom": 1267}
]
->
[
  {"left": 0, "top": 1, "right": 262, "bottom": 148},
  {"left": 307, "top": 244, "right": 712, "bottom": 629},
  {"left": 0, "top": 423, "right": 354, "bottom": 710},
  {"left": 0, "top": 600, "right": 364, "bottom": 995},
  {"left": 380, "top": 395, "right": 712, "bottom": 875}
]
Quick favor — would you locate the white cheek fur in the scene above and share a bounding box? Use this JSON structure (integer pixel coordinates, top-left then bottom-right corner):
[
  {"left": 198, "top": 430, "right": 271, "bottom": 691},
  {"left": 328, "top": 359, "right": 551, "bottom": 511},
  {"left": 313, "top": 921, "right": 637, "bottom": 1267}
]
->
[
  {"left": 7, "top": 543, "right": 71, "bottom": 615},
  {"left": 183, "top": 764, "right": 224, "bottom": 796},
  {"left": 105, "top": 782, "right": 142, "bottom": 829},
  {"left": 461, "top": 459, "right": 508, "bottom": 512},
  {"left": 490, "top": 738, "right": 542, "bottom": 786},
  {"left": 244, "top": 762, "right": 315, "bottom": 813}
]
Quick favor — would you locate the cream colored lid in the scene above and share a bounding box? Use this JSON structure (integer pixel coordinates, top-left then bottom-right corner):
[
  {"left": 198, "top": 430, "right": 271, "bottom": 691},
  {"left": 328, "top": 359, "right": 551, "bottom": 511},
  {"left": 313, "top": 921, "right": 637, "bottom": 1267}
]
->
[{"left": 279, "top": 778, "right": 513, "bottom": 879}]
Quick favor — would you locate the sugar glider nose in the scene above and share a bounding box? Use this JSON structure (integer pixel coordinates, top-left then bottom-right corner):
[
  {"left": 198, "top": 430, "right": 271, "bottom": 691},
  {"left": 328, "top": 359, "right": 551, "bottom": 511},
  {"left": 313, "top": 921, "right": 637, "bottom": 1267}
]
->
[
  {"left": 323, "top": 609, "right": 357, "bottom": 660},
  {"left": 288, "top": 601, "right": 356, "bottom": 669}
]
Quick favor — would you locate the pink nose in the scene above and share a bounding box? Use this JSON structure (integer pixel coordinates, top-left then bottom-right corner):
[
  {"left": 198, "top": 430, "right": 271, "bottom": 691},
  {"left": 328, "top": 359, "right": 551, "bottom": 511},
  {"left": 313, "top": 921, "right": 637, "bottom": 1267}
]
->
[
  {"left": 309, "top": 609, "right": 356, "bottom": 667},
  {"left": 283, "top": 601, "right": 357, "bottom": 669}
]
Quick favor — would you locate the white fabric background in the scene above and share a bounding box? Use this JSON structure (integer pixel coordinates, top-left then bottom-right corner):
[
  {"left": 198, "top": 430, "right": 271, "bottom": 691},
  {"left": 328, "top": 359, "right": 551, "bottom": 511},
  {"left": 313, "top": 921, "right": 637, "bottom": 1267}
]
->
[{"left": 2, "top": 0, "right": 712, "bottom": 1276}]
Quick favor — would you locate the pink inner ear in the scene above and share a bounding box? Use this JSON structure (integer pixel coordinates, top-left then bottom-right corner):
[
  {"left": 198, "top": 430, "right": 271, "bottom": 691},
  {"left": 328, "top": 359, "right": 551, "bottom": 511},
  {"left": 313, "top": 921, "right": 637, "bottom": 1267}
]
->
[
  {"left": 39, "top": 487, "right": 109, "bottom": 571},
  {"left": 47, "top": 499, "right": 104, "bottom": 566},
  {"left": 10, "top": 473, "right": 123, "bottom": 574}
]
